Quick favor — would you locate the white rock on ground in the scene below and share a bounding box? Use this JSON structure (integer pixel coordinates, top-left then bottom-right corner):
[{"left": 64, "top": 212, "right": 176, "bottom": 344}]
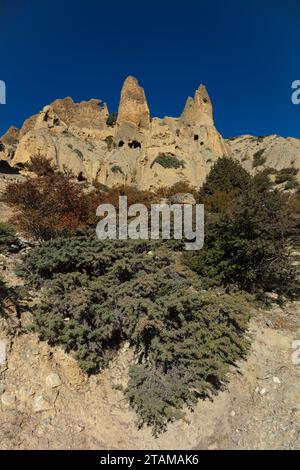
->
[
  {"left": 1, "top": 392, "right": 16, "bottom": 408},
  {"left": 0, "top": 340, "right": 7, "bottom": 365},
  {"left": 45, "top": 373, "right": 61, "bottom": 389},
  {"left": 33, "top": 395, "right": 53, "bottom": 413}
]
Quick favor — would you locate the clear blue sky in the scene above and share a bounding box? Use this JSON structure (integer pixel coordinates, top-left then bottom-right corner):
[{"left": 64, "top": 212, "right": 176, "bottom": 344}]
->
[{"left": 0, "top": 0, "right": 299, "bottom": 138}]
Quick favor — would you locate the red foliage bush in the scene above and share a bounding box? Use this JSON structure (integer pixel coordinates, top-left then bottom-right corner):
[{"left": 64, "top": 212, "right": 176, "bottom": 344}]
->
[{"left": 4, "top": 172, "right": 100, "bottom": 240}]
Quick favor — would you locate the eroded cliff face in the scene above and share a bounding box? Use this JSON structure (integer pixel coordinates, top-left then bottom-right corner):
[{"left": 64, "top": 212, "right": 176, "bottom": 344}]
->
[
  {"left": 226, "top": 135, "right": 300, "bottom": 185},
  {"left": 0, "top": 76, "right": 299, "bottom": 190}
]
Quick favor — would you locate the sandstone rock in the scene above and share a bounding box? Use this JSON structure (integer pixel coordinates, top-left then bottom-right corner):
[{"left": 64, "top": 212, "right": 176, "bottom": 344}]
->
[
  {"left": 17, "top": 386, "right": 35, "bottom": 402},
  {"left": 0, "top": 126, "right": 20, "bottom": 146},
  {"left": 0, "top": 126, "right": 19, "bottom": 162},
  {"left": 169, "top": 193, "right": 196, "bottom": 204},
  {"left": 33, "top": 395, "right": 53, "bottom": 413},
  {"left": 266, "top": 292, "right": 279, "bottom": 302},
  {"left": 181, "top": 84, "right": 213, "bottom": 126},
  {"left": 116, "top": 76, "right": 150, "bottom": 130},
  {"left": 1, "top": 391, "right": 16, "bottom": 408},
  {"left": 50, "top": 97, "right": 109, "bottom": 130},
  {"left": 0, "top": 339, "right": 7, "bottom": 365},
  {"left": 226, "top": 135, "right": 300, "bottom": 184},
  {"left": 3, "top": 76, "right": 298, "bottom": 191},
  {"left": 46, "top": 373, "right": 61, "bottom": 389}
]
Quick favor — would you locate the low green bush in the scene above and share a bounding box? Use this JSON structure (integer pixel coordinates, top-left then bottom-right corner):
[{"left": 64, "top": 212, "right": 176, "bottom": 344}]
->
[
  {"left": 275, "top": 167, "right": 299, "bottom": 184},
  {"left": 0, "top": 274, "right": 22, "bottom": 322},
  {"left": 0, "top": 223, "right": 18, "bottom": 253},
  {"left": 199, "top": 157, "right": 251, "bottom": 199},
  {"left": 151, "top": 153, "right": 185, "bottom": 170},
  {"left": 18, "top": 234, "right": 250, "bottom": 435},
  {"left": 111, "top": 165, "right": 124, "bottom": 175},
  {"left": 252, "top": 149, "right": 266, "bottom": 168},
  {"left": 285, "top": 179, "right": 299, "bottom": 190},
  {"left": 185, "top": 188, "right": 296, "bottom": 298}
]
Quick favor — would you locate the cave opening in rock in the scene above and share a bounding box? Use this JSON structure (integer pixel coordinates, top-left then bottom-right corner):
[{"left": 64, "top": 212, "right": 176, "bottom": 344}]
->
[
  {"left": 77, "top": 171, "right": 87, "bottom": 182},
  {"left": 0, "top": 159, "right": 20, "bottom": 175},
  {"left": 200, "top": 141, "right": 204, "bottom": 146},
  {"left": 128, "top": 140, "right": 141, "bottom": 149},
  {"left": 118, "top": 140, "right": 125, "bottom": 147},
  {"left": 194, "top": 135, "right": 199, "bottom": 141}
]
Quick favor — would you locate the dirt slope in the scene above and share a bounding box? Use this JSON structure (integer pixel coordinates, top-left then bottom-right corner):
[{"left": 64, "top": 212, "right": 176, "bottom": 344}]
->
[{"left": 1, "top": 245, "right": 300, "bottom": 450}]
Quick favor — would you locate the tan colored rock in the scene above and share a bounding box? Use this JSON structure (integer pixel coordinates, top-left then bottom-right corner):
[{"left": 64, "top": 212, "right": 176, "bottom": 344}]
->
[
  {"left": 33, "top": 395, "right": 53, "bottom": 413},
  {"left": 116, "top": 76, "right": 150, "bottom": 129},
  {"left": 0, "top": 126, "right": 20, "bottom": 146},
  {"left": 226, "top": 135, "right": 300, "bottom": 184},
  {"left": 19, "top": 114, "right": 38, "bottom": 139},
  {"left": 50, "top": 97, "right": 109, "bottom": 129},
  {"left": 5, "top": 76, "right": 299, "bottom": 192},
  {"left": 0, "top": 126, "right": 20, "bottom": 162},
  {"left": 181, "top": 84, "right": 213, "bottom": 126},
  {"left": 0, "top": 339, "right": 7, "bottom": 365},
  {"left": 46, "top": 373, "right": 61, "bottom": 389},
  {"left": 1, "top": 392, "right": 16, "bottom": 408}
]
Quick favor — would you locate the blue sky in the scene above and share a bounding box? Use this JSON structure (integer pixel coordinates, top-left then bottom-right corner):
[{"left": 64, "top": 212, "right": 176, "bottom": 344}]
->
[{"left": 0, "top": 0, "right": 299, "bottom": 138}]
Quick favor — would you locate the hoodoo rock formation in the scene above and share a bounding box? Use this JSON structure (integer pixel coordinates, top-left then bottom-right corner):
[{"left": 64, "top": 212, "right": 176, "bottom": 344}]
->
[{"left": 0, "top": 76, "right": 299, "bottom": 190}]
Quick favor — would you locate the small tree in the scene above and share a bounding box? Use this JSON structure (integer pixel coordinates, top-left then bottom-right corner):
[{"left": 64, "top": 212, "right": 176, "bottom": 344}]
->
[
  {"left": 4, "top": 172, "right": 100, "bottom": 240},
  {"left": 24, "top": 155, "right": 57, "bottom": 176},
  {"left": 199, "top": 156, "right": 251, "bottom": 198},
  {"left": 186, "top": 187, "right": 296, "bottom": 298},
  {"left": 198, "top": 157, "right": 252, "bottom": 214}
]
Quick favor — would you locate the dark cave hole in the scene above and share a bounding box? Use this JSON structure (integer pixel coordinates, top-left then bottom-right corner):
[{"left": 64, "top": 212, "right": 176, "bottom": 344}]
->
[
  {"left": 128, "top": 140, "right": 141, "bottom": 149},
  {"left": 77, "top": 171, "right": 87, "bottom": 182}
]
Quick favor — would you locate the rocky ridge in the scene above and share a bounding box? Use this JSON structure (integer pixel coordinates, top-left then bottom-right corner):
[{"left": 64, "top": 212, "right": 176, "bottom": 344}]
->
[{"left": 2, "top": 76, "right": 298, "bottom": 190}]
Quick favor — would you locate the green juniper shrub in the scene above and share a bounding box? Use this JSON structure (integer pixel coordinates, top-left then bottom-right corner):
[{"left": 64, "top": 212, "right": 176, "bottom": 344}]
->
[
  {"left": 111, "top": 165, "right": 124, "bottom": 175},
  {"left": 18, "top": 233, "right": 250, "bottom": 434},
  {"left": 126, "top": 288, "right": 249, "bottom": 435},
  {"left": 251, "top": 168, "right": 273, "bottom": 192},
  {"left": 151, "top": 153, "right": 186, "bottom": 170},
  {"left": 198, "top": 157, "right": 252, "bottom": 214},
  {"left": 284, "top": 189, "right": 300, "bottom": 247},
  {"left": 105, "top": 135, "right": 115, "bottom": 151},
  {"left": 155, "top": 181, "right": 197, "bottom": 200},
  {"left": 275, "top": 167, "right": 299, "bottom": 185},
  {"left": 106, "top": 112, "right": 118, "bottom": 128},
  {"left": 252, "top": 149, "right": 267, "bottom": 168},
  {"left": 199, "top": 156, "right": 251, "bottom": 198},
  {"left": 188, "top": 157, "right": 297, "bottom": 298},
  {"left": 0, "top": 223, "right": 19, "bottom": 253},
  {"left": 0, "top": 273, "right": 23, "bottom": 324},
  {"left": 186, "top": 185, "right": 296, "bottom": 298},
  {"left": 73, "top": 148, "right": 84, "bottom": 160},
  {"left": 16, "top": 235, "right": 157, "bottom": 285},
  {"left": 285, "top": 179, "right": 299, "bottom": 190},
  {"left": 0, "top": 274, "right": 8, "bottom": 316}
]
